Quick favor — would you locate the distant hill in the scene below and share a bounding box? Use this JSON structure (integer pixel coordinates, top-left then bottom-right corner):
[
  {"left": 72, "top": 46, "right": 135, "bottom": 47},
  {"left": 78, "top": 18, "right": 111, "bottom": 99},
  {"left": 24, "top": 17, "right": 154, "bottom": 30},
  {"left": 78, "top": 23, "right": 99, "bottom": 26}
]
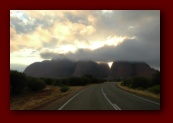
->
[
  {"left": 23, "top": 59, "right": 158, "bottom": 79},
  {"left": 109, "top": 61, "right": 158, "bottom": 79},
  {"left": 24, "top": 59, "right": 76, "bottom": 78},
  {"left": 73, "top": 61, "right": 109, "bottom": 78}
]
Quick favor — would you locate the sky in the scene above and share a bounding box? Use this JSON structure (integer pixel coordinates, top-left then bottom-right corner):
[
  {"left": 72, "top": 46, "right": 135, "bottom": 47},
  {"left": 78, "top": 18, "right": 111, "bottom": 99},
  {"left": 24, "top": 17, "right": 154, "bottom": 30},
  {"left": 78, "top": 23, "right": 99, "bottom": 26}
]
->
[{"left": 10, "top": 10, "right": 160, "bottom": 71}]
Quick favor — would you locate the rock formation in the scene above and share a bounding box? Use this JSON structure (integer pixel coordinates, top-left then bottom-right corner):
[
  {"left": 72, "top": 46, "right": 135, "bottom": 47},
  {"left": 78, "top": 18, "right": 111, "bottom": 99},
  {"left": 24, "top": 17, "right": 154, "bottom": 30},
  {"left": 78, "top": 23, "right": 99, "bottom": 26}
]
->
[
  {"left": 73, "top": 61, "right": 97, "bottom": 77},
  {"left": 109, "top": 61, "right": 157, "bottom": 79},
  {"left": 24, "top": 59, "right": 76, "bottom": 78},
  {"left": 73, "top": 61, "right": 109, "bottom": 78},
  {"left": 24, "top": 59, "right": 157, "bottom": 79},
  {"left": 95, "top": 63, "right": 110, "bottom": 78}
]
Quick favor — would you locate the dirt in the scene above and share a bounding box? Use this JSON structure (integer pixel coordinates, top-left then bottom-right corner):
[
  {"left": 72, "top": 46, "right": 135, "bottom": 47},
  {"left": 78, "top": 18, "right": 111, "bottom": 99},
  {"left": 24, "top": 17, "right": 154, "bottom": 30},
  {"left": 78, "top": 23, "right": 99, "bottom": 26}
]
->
[{"left": 10, "top": 85, "right": 88, "bottom": 110}]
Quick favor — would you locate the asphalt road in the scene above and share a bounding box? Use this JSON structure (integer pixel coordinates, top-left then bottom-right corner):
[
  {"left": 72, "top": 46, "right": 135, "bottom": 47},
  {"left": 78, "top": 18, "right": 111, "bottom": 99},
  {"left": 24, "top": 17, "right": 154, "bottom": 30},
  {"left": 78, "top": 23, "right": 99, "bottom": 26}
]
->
[{"left": 38, "top": 82, "right": 160, "bottom": 110}]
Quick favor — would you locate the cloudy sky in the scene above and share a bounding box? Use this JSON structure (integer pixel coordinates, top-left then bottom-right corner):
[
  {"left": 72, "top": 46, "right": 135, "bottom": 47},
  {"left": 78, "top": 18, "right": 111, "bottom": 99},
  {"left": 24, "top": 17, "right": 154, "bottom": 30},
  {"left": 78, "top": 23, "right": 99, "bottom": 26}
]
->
[{"left": 10, "top": 10, "right": 160, "bottom": 71}]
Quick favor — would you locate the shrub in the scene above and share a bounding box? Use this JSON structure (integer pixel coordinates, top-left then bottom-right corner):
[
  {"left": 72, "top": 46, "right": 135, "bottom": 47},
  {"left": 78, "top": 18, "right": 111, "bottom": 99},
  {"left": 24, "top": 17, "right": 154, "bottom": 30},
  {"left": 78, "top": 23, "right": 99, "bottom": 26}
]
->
[
  {"left": 152, "top": 71, "right": 160, "bottom": 85},
  {"left": 136, "top": 87, "right": 145, "bottom": 90},
  {"left": 60, "top": 86, "right": 70, "bottom": 92},
  {"left": 27, "top": 78, "right": 46, "bottom": 91},
  {"left": 10, "top": 70, "right": 26, "bottom": 94},
  {"left": 114, "top": 77, "right": 122, "bottom": 82},
  {"left": 53, "top": 79, "right": 62, "bottom": 86},
  {"left": 44, "top": 78, "right": 53, "bottom": 85},
  {"left": 82, "top": 74, "right": 101, "bottom": 84},
  {"left": 70, "top": 77, "right": 89, "bottom": 86},
  {"left": 122, "top": 78, "right": 133, "bottom": 87},
  {"left": 131, "top": 76, "right": 151, "bottom": 89},
  {"left": 148, "top": 85, "right": 160, "bottom": 94}
]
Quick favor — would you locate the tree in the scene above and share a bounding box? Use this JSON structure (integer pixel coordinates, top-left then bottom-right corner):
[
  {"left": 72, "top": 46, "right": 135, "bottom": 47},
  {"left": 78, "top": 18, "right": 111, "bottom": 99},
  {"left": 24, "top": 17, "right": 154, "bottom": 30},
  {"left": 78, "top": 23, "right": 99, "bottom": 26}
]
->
[
  {"left": 27, "top": 77, "right": 46, "bottom": 91},
  {"left": 10, "top": 70, "right": 26, "bottom": 94},
  {"left": 131, "top": 76, "right": 151, "bottom": 89},
  {"left": 53, "top": 79, "right": 62, "bottom": 86},
  {"left": 44, "top": 78, "right": 53, "bottom": 85},
  {"left": 152, "top": 71, "right": 160, "bottom": 85},
  {"left": 60, "top": 86, "right": 70, "bottom": 92}
]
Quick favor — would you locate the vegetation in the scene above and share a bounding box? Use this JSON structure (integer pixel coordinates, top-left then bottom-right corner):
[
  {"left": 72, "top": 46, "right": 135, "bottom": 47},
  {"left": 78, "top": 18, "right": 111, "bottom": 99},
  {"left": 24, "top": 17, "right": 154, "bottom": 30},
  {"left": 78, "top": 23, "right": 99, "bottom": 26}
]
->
[
  {"left": 117, "top": 83, "right": 160, "bottom": 99},
  {"left": 121, "top": 71, "right": 160, "bottom": 95},
  {"left": 148, "top": 85, "right": 160, "bottom": 94},
  {"left": 10, "top": 70, "right": 105, "bottom": 95},
  {"left": 10, "top": 70, "right": 27, "bottom": 94},
  {"left": 10, "top": 86, "right": 86, "bottom": 110},
  {"left": 27, "top": 77, "right": 46, "bottom": 91},
  {"left": 152, "top": 71, "right": 160, "bottom": 85},
  {"left": 44, "top": 78, "right": 54, "bottom": 85},
  {"left": 60, "top": 86, "right": 70, "bottom": 92},
  {"left": 10, "top": 71, "right": 46, "bottom": 94},
  {"left": 52, "top": 74, "right": 105, "bottom": 86},
  {"left": 53, "top": 79, "right": 62, "bottom": 86}
]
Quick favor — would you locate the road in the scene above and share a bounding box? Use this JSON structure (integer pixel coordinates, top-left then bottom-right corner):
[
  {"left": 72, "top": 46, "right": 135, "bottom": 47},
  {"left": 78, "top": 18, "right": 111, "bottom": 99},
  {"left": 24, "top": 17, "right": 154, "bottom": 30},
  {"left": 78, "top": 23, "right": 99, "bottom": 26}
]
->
[{"left": 38, "top": 82, "right": 160, "bottom": 110}]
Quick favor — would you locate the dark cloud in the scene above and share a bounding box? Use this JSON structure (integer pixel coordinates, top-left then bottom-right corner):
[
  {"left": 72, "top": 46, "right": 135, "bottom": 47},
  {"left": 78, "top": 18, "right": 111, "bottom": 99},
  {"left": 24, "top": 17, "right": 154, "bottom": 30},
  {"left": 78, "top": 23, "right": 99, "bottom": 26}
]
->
[
  {"left": 92, "top": 10, "right": 160, "bottom": 38},
  {"left": 40, "top": 38, "right": 160, "bottom": 70}
]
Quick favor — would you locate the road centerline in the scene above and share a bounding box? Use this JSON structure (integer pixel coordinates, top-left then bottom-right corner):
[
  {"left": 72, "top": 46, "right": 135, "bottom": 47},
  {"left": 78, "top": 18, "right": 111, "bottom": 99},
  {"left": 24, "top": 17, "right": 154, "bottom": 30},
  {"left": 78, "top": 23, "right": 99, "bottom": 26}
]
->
[{"left": 101, "top": 85, "right": 121, "bottom": 110}]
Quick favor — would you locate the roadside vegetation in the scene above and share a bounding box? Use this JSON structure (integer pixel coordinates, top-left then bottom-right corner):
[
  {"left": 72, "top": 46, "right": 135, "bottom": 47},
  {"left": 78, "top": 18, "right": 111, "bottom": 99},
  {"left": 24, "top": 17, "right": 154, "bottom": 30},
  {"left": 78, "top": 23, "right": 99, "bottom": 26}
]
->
[
  {"left": 10, "top": 70, "right": 105, "bottom": 110},
  {"left": 118, "top": 71, "right": 160, "bottom": 99}
]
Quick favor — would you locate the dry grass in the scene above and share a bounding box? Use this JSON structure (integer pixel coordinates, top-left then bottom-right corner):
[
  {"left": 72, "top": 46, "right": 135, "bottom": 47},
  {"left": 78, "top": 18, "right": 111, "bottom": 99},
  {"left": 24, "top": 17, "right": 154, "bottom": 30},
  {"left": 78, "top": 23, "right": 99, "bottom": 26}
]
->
[
  {"left": 10, "top": 85, "right": 86, "bottom": 110},
  {"left": 117, "top": 82, "right": 160, "bottom": 100}
]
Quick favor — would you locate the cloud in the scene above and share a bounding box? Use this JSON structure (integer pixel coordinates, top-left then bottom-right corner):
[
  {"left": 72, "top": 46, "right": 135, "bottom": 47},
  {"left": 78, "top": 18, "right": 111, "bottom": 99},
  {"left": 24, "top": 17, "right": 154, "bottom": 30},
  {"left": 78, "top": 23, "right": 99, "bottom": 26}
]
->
[
  {"left": 10, "top": 10, "right": 97, "bottom": 53},
  {"left": 40, "top": 37, "right": 160, "bottom": 69},
  {"left": 10, "top": 26, "right": 44, "bottom": 52},
  {"left": 39, "top": 10, "right": 160, "bottom": 68},
  {"left": 10, "top": 10, "right": 160, "bottom": 69},
  {"left": 92, "top": 10, "right": 160, "bottom": 38}
]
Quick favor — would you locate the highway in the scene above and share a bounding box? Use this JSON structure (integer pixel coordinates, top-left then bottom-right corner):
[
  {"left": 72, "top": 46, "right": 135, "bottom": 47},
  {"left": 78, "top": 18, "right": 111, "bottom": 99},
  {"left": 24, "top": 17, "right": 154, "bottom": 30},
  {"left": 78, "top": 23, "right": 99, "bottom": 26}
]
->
[{"left": 38, "top": 82, "right": 160, "bottom": 110}]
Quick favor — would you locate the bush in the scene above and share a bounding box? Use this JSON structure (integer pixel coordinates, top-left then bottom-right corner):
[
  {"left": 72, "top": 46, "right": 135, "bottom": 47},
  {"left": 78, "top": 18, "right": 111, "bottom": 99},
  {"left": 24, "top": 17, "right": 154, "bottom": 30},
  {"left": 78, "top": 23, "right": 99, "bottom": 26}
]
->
[
  {"left": 53, "top": 79, "right": 62, "bottom": 86},
  {"left": 44, "top": 78, "right": 53, "bottom": 85},
  {"left": 131, "top": 76, "right": 151, "bottom": 89},
  {"left": 148, "top": 85, "right": 160, "bottom": 94},
  {"left": 70, "top": 77, "right": 89, "bottom": 86},
  {"left": 121, "top": 74, "right": 160, "bottom": 94},
  {"left": 60, "top": 86, "right": 70, "bottom": 92},
  {"left": 122, "top": 76, "right": 153, "bottom": 89},
  {"left": 152, "top": 71, "right": 160, "bottom": 85},
  {"left": 114, "top": 77, "right": 122, "bottom": 82},
  {"left": 10, "top": 70, "right": 26, "bottom": 94},
  {"left": 60, "top": 77, "right": 90, "bottom": 86},
  {"left": 27, "top": 78, "right": 46, "bottom": 91},
  {"left": 82, "top": 74, "right": 100, "bottom": 84},
  {"left": 122, "top": 78, "right": 133, "bottom": 87}
]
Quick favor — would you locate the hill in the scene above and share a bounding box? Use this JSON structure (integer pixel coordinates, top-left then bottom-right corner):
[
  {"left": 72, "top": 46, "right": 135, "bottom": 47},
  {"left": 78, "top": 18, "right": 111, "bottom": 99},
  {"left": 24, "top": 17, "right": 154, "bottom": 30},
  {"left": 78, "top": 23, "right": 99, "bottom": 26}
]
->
[
  {"left": 109, "top": 61, "right": 157, "bottom": 79},
  {"left": 24, "top": 60, "right": 157, "bottom": 79}
]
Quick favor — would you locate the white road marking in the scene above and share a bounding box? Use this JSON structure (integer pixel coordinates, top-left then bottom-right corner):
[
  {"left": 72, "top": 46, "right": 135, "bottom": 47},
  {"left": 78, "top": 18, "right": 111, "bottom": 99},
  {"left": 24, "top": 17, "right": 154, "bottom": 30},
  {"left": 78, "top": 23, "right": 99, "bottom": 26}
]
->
[
  {"left": 114, "top": 84, "right": 160, "bottom": 105},
  {"left": 101, "top": 85, "right": 121, "bottom": 110},
  {"left": 114, "top": 103, "right": 121, "bottom": 110},
  {"left": 58, "top": 87, "right": 91, "bottom": 110}
]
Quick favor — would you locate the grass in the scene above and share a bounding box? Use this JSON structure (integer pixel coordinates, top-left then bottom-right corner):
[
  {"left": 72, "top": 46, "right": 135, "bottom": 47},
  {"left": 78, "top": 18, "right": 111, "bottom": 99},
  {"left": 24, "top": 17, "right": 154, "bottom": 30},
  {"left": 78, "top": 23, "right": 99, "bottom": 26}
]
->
[
  {"left": 10, "top": 85, "right": 86, "bottom": 110},
  {"left": 117, "top": 82, "right": 160, "bottom": 100}
]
